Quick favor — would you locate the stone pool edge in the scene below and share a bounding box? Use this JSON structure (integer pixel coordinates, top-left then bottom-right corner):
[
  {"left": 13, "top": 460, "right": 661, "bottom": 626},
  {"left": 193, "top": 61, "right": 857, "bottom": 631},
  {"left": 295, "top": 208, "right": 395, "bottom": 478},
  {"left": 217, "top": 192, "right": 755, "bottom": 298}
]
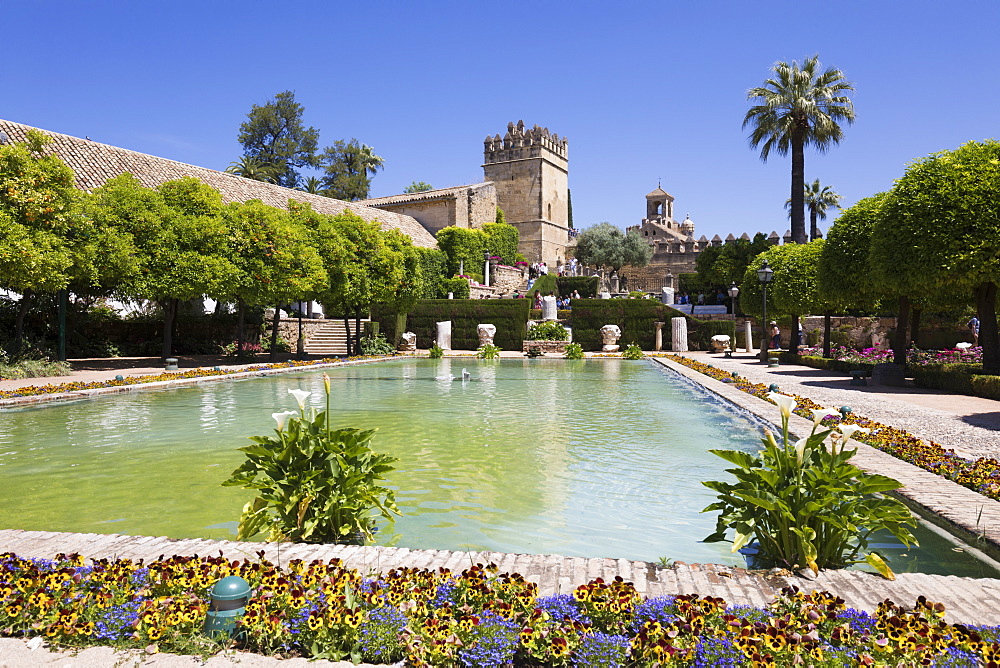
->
[
  {"left": 649, "top": 355, "right": 1000, "bottom": 562},
  {"left": 0, "top": 355, "right": 406, "bottom": 409}
]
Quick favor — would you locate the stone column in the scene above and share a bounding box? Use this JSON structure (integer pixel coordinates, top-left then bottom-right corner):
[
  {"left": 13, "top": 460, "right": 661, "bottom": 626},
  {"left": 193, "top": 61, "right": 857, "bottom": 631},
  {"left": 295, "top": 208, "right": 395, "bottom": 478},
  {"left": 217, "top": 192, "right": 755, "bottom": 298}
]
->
[
  {"left": 654, "top": 322, "right": 664, "bottom": 351},
  {"left": 436, "top": 321, "right": 452, "bottom": 350},
  {"left": 610, "top": 272, "right": 620, "bottom": 293},
  {"left": 484, "top": 259, "right": 490, "bottom": 287},
  {"left": 671, "top": 317, "right": 688, "bottom": 352},
  {"left": 744, "top": 320, "right": 755, "bottom": 354},
  {"left": 542, "top": 295, "right": 558, "bottom": 320},
  {"left": 661, "top": 287, "right": 674, "bottom": 305}
]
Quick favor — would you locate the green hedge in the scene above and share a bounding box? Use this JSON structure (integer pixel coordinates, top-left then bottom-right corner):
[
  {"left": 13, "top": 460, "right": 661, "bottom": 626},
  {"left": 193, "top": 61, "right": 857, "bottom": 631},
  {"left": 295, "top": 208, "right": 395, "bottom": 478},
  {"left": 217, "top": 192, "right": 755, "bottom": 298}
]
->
[
  {"left": 911, "top": 363, "right": 980, "bottom": 395},
  {"left": 556, "top": 276, "right": 599, "bottom": 298},
  {"left": 793, "top": 355, "right": 877, "bottom": 375},
  {"left": 568, "top": 300, "right": 718, "bottom": 351},
  {"left": 438, "top": 278, "right": 471, "bottom": 300},
  {"left": 371, "top": 299, "right": 530, "bottom": 350}
]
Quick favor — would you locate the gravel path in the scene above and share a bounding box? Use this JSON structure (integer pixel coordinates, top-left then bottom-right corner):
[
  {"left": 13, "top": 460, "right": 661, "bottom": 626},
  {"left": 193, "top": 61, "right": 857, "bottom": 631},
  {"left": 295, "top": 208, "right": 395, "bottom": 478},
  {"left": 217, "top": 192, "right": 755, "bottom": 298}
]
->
[{"left": 681, "top": 351, "right": 1000, "bottom": 461}]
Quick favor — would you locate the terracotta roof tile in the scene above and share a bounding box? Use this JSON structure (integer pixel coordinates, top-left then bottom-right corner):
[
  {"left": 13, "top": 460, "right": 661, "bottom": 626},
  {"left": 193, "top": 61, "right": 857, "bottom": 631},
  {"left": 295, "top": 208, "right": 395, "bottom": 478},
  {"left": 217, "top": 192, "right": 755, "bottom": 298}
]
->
[{"left": 0, "top": 119, "right": 437, "bottom": 248}]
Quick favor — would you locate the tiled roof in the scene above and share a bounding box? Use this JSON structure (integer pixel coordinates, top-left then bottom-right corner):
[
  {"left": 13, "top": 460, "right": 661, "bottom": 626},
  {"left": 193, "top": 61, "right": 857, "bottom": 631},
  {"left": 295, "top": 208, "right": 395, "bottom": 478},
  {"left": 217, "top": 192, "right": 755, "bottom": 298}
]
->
[
  {"left": 359, "top": 182, "right": 492, "bottom": 208},
  {"left": 0, "top": 119, "right": 437, "bottom": 248}
]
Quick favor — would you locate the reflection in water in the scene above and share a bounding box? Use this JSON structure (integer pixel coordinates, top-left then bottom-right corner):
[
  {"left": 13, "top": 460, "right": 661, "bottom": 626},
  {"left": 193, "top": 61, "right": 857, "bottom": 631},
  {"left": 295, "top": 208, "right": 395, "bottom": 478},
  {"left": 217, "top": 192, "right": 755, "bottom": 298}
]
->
[{"left": 0, "top": 359, "right": 995, "bottom": 577}]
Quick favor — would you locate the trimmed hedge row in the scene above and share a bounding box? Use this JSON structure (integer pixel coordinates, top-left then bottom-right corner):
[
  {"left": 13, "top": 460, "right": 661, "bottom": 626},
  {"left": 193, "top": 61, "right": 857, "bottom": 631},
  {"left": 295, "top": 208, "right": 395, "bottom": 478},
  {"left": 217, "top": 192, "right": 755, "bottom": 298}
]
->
[
  {"left": 371, "top": 299, "right": 530, "bottom": 350},
  {"left": 791, "top": 355, "right": 878, "bottom": 375},
  {"left": 569, "top": 300, "right": 731, "bottom": 351},
  {"left": 911, "top": 363, "right": 1000, "bottom": 400},
  {"left": 556, "top": 276, "right": 599, "bottom": 298}
]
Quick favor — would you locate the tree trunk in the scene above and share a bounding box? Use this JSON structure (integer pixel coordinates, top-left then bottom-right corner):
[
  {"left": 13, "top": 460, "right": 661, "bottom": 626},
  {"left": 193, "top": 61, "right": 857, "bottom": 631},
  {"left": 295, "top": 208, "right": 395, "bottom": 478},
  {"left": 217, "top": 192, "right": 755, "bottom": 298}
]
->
[
  {"left": 236, "top": 299, "right": 245, "bottom": 360},
  {"left": 790, "top": 314, "right": 800, "bottom": 356},
  {"left": 975, "top": 281, "right": 999, "bottom": 375},
  {"left": 161, "top": 298, "right": 177, "bottom": 360},
  {"left": 354, "top": 307, "right": 363, "bottom": 354},
  {"left": 12, "top": 289, "right": 32, "bottom": 357},
  {"left": 809, "top": 207, "right": 819, "bottom": 242},
  {"left": 790, "top": 131, "right": 807, "bottom": 245},
  {"left": 269, "top": 307, "right": 281, "bottom": 362},
  {"left": 911, "top": 308, "right": 922, "bottom": 349},
  {"left": 823, "top": 310, "right": 833, "bottom": 358},
  {"left": 892, "top": 296, "right": 910, "bottom": 366},
  {"left": 343, "top": 315, "right": 353, "bottom": 357}
]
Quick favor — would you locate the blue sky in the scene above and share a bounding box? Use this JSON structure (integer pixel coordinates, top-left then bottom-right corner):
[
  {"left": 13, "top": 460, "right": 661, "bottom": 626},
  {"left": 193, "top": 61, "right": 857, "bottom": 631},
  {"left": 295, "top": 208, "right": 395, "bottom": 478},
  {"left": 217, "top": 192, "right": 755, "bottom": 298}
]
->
[{"left": 3, "top": 1, "right": 998, "bottom": 241}]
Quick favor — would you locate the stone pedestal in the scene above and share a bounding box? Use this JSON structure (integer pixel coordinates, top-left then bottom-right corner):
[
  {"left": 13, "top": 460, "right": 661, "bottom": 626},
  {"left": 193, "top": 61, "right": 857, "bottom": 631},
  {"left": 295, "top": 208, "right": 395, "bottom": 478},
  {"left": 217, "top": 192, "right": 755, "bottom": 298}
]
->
[
  {"left": 398, "top": 332, "right": 417, "bottom": 352},
  {"left": 710, "top": 335, "right": 731, "bottom": 353},
  {"left": 436, "top": 321, "right": 452, "bottom": 350},
  {"left": 600, "top": 324, "right": 622, "bottom": 352},
  {"left": 744, "top": 321, "right": 755, "bottom": 354},
  {"left": 600, "top": 291, "right": 611, "bottom": 300},
  {"left": 661, "top": 287, "right": 675, "bottom": 305},
  {"left": 872, "top": 363, "right": 907, "bottom": 386},
  {"left": 654, "top": 322, "right": 664, "bottom": 351},
  {"left": 542, "top": 295, "right": 558, "bottom": 320},
  {"left": 610, "top": 272, "right": 620, "bottom": 293},
  {"left": 477, "top": 324, "right": 497, "bottom": 347},
  {"left": 671, "top": 317, "right": 688, "bottom": 352}
]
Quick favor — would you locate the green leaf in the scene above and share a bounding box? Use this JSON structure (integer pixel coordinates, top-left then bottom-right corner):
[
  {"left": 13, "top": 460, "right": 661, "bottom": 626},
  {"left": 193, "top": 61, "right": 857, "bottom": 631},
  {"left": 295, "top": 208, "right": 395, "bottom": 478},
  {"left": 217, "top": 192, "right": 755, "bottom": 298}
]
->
[{"left": 865, "top": 552, "right": 895, "bottom": 580}]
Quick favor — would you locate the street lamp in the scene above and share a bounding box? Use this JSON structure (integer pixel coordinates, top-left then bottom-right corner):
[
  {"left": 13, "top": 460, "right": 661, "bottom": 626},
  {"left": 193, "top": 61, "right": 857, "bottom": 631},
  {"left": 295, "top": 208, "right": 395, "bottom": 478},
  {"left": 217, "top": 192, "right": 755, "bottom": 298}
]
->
[
  {"left": 757, "top": 260, "right": 774, "bottom": 362},
  {"left": 483, "top": 250, "right": 491, "bottom": 288},
  {"left": 727, "top": 282, "right": 739, "bottom": 315}
]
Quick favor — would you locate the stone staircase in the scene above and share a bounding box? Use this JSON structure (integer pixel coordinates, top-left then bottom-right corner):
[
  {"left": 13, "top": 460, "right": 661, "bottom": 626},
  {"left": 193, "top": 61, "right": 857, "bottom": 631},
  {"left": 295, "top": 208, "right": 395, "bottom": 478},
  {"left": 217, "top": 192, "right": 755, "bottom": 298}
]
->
[{"left": 303, "top": 319, "right": 369, "bottom": 357}]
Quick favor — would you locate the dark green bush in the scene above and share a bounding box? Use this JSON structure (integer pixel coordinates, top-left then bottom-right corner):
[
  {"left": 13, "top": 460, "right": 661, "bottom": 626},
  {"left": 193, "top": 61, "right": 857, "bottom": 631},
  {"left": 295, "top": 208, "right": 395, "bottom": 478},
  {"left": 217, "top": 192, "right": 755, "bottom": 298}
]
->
[
  {"left": 437, "top": 278, "right": 471, "bottom": 300},
  {"left": 526, "top": 321, "right": 568, "bottom": 341},
  {"left": 970, "top": 374, "right": 1000, "bottom": 400},
  {"left": 794, "top": 355, "right": 876, "bottom": 375},
  {"left": 557, "top": 276, "right": 599, "bottom": 297},
  {"left": 569, "top": 299, "right": 702, "bottom": 351},
  {"left": 911, "top": 363, "right": 979, "bottom": 394},
  {"left": 371, "top": 299, "right": 530, "bottom": 350}
]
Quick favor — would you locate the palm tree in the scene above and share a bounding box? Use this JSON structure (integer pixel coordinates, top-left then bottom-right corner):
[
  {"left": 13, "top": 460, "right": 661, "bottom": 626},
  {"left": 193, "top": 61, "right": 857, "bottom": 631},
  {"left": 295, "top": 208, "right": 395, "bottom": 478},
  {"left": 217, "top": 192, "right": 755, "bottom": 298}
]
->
[
  {"left": 225, "top": 156, "right": 280, "bottom": 184},
  {"left": 784, "top": 179, "right": 843, "bottom": 240},
  {"left": 351, "top": 143, "right": 384, "bottom": 178},
  {"left": 298, "top": 176, "right": 326, "bottom": 194},
  {"left": 744, "top": 55, "right": 855, "bottom": 244}
]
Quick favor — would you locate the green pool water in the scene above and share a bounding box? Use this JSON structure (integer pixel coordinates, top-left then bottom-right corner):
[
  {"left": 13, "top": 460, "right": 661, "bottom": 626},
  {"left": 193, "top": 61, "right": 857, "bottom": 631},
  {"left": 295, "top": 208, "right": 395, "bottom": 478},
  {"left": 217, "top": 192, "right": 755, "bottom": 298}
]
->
[{"left": 0, "top": 359, "right": 994, "bottom": 577}]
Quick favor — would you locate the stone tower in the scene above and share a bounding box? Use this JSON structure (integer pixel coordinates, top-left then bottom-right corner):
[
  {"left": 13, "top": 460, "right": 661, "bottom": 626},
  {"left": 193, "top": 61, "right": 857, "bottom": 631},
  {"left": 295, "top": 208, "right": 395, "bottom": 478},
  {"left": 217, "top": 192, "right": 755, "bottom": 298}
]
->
[
  {"left": 646, "top": 186, "right": 675, "bottom": 225},
  {"left": 483, "top": 121, "right": 569, "bottom": 265}
]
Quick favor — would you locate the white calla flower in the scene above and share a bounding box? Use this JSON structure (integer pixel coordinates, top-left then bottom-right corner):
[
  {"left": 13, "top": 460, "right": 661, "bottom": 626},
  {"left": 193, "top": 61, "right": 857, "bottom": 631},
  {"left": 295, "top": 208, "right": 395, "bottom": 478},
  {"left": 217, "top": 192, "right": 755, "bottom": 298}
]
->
[
  {"left": 794, "top": 437, "right": 809, "bottom": 466},
  {"left": 272, "top": 411, "right": 297, "bottom": 431},
  {"left": 838, "top": 424, "right": 871, "bottom": 442},
  {"left": 810, "top": 407, "right": 839, "bottom": 427},
  {"left": 768, "top": 392, "right": 797, "bottom": 419},
  {"left": 288, "top": 388, "right": 311, "bottom": 410}
]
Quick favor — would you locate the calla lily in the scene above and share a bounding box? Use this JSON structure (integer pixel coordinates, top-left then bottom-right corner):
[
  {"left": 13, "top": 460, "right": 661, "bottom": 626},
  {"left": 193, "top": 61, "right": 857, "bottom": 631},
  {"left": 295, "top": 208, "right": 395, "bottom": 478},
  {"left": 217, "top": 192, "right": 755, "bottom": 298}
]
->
[
  {"left": 768, "top": 392, "right": 797, "bottom": 419},
  {"left": 838, "top": 424, "right": 871, "bottom": 442},
  {"left": 809, "top": 407, "right": 839, "bottom": 427},
  {"left": 288, "top": 388, "right": 311, "bottom": 410},
  {"left": 794, "top": 437, "right": 809, "bottom": 466},
  {"left": 272, "top": 411, "right": 297, "bottom": 431}
]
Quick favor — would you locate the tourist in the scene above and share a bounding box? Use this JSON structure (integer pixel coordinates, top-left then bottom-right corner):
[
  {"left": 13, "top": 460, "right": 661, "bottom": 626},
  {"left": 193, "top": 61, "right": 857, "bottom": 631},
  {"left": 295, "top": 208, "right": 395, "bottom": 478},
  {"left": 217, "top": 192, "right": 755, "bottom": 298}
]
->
[
  {"left": 697, "top": 293, "right": 705, "bottom": 305},
  {"left": 557, "top": 262, "right": 565, "bottom": 276},
  {"left": 569, "top": 257, "right": 578, "bottom": 275},
  {"left": 969, "top": 315, "right": 980, "bottom": 346},
  {"left": 533, "top": 291, "right": 542, "bottom": 309},
  {"left": 770, "top": 321, "right": 781, "bottom": 350},
  {"left": 539, "top": 262, "right": 548, "bottom": 275},
  {"left": 572, "top": 289, "right": 581, "bottom": 299}
]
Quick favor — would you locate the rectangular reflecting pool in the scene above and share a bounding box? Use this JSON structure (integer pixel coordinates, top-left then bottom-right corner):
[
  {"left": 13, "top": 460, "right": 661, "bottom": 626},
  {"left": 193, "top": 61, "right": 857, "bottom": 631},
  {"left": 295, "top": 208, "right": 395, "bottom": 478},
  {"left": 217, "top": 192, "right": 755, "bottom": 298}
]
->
[{"left": 1, "top": 358, "right": 995, "bottom": 577}]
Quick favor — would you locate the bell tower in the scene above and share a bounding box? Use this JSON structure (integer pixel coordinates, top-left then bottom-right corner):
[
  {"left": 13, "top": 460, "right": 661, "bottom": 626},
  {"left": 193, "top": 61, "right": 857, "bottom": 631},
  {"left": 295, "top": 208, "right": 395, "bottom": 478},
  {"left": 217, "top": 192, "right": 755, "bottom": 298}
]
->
[{"left": 483, "top": 121, "right": 569, "bottom": 265}]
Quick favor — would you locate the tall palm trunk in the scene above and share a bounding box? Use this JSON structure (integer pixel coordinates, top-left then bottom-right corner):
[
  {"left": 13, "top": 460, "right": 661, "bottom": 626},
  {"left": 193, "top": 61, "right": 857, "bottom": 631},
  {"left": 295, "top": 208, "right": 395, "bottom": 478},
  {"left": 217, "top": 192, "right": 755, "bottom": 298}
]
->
[
  {"left": 809, "top": 207, "right": 819, "bottom": 241},
  {"left": 790, "top": 130, "right": 807, "bottom": 244},
  {"left": 822, "top": 310, "right": 833, "bottom": 358},
  {"left": 161, "top": 298, "right": 178, "bottom": 360},
  {"left": 892, "top": 296, "right": 910, "bottom": 366},
  {"left": 975, "top": 282, "right": 999, "bottom": 375},
  {"left": 790, "top": 314, "right": 800, "bottom": 356}
]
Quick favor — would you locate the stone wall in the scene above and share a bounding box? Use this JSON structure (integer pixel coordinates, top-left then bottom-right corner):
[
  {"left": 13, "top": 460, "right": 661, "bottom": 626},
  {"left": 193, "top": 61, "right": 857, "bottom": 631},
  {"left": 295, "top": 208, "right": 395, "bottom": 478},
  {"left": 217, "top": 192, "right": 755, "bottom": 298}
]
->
[
  {"left": 522, "top": 340, "right": 570, "bottom": 353},
  {"left": 492, "top": 265, "right": 526, "bottom": 295},
  {"left": 273, "top": 319, "right": 330, "bottom": 351},
  {"left": 360, "top": 183, "right": 497, "bottom": 236}
]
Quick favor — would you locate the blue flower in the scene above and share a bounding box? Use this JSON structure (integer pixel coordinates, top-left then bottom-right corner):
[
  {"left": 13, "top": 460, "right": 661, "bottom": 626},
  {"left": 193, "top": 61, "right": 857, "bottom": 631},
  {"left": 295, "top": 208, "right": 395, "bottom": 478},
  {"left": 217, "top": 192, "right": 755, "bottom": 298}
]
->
[
  {"left": 693, "top": 636, "right": 743, "bottom": 668},
  {"left": 536, "top": 593, "right": 589, "bottom": 623},
  {"left": 630, "top": 596, "right": 677, "bottom": 633},
  {"left": 458, "top": 611, "right": 519, "bottom": 668},
  {"left": 358, "top": 606, "right": 406, "bottom": 664},
  {"left": 572, "top": 632, "right": 629, "bottom": 668}
]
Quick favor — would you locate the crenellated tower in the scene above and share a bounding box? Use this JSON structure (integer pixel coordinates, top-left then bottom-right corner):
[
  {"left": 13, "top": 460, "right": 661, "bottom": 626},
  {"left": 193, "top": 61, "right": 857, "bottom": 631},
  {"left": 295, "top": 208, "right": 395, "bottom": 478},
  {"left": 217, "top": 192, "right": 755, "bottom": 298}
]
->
[{"left": 483, "top": 120, "right": 569, "bottom": 265}]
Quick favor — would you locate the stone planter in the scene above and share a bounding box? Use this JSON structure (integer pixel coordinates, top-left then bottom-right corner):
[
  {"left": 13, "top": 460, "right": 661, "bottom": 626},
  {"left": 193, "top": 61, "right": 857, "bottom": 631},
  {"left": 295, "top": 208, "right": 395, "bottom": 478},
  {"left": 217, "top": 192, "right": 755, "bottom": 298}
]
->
[{"left": 521, "top": 340, "right": 570, "bottom": 354}]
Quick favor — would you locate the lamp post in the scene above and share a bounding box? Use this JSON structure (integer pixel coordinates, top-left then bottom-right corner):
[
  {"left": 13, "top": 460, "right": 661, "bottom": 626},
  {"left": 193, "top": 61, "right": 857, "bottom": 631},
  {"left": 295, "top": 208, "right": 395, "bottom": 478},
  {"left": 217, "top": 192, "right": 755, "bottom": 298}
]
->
[
  {"left": 727, "top": 282, "right": 739, "bottom": 315},
  {"left": 483, "top": 250, "right": 491, "bottom": 288},
  {"left": 757, "top": 260, "right": 774, "bottom": 362}
]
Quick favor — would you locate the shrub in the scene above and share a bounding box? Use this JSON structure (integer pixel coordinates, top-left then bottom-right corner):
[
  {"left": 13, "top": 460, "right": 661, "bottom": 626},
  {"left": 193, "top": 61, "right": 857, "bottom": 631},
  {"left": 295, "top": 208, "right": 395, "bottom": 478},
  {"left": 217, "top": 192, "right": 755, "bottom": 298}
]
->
[
  {"left": 428, "top": 343, "right": 444, "bottom": 358},
  {"left": 371, "top": 299, "right": 529, "bottom": 351},
  {"left": 261, "top": 336, "right": 291, "bottom": 353},
  {"left": 621, "top": 344, "right": 644, "bottom": 359},
  {"left": 477, "top": 343, "right": 501, "bottom": 359},
  {"left": 526, "top": 321, "right": 569, "bottom": 341},
  {"left": 564, "top": 343, "right": 584, "bottom": 359},
  {"left": 557, "top": 275, "right": 599, "bottom": 297},
  {"left": 359, "top": 334, "right": 395, "bottom": 356},
  {"left": 703, "top": 392, "right": 916, "bottom": 574},
  {"left": 438, "top": 277, "right": 471, "bottom": 299},
  {"left": 0, "top": 358, "right": 73, "bottom": 379},
  {"left": 221, "top": 340, "right": 262, "bottom": 361},
  {"left": 223, "top": 378, "right": 399, "bottom": 544}
]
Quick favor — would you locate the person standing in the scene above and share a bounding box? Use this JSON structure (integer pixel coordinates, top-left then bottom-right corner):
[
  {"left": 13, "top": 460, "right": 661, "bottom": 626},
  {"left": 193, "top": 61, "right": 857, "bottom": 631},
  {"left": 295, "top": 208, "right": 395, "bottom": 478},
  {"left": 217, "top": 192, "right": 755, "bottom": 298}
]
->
[
  {"left": 770, "top": 321, "right": 781, "bottom": 350},
  {"left": 969, "top": 315, "right": 980, "bottom": 346}
]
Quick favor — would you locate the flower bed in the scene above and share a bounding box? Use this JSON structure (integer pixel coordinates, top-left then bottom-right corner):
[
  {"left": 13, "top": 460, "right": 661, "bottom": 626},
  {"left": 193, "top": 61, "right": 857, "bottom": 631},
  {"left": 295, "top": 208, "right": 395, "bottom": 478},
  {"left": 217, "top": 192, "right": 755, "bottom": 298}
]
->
[
  {"left": 666, "top": 355, "right": 1000, "bottom": 503},
  {"left": 1, "top": 552, "right": 997, "bottom": 666},
  {"left": 798, "top": 345, "right": 984, "bottom": 366},
  {"left": 0, "top": 356, "right": 387, "bottom": 402}
]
